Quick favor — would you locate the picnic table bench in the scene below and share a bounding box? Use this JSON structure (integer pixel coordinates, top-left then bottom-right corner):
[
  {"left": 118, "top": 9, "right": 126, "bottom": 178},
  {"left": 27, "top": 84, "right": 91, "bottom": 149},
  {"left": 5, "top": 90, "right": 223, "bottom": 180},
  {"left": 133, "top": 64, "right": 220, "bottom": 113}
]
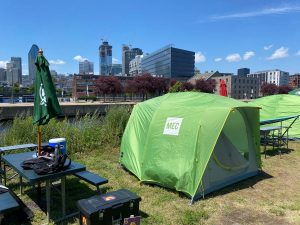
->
[
  {"left": 0, "top": 192, "right": 19, "bottom": 214},
  {"left": 74, "top": 171, "right": 108, "bottom": 194}
]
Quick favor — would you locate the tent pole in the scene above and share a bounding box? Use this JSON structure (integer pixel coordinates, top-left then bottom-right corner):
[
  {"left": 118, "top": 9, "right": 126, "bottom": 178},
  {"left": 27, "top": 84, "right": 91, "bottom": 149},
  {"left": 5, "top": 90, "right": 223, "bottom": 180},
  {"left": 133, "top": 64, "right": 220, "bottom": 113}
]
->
[{"left": 38, "top": 126, "right": 41, "bottom": 158}]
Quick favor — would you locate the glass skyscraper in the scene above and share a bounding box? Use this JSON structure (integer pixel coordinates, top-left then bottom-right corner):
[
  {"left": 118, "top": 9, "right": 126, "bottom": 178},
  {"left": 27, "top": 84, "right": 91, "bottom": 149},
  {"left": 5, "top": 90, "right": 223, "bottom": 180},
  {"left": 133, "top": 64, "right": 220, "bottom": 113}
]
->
[
  {"left": 141, "top": 45, "right": 195, "bottom": 79},
  {"left": 10, "top": 57, "right": 22, "bottom": 84},
  {"left": 111, "top": 64, "right": 122, "bottom": 75},
  {"left": 122, "top": 45, "right": 143, "bottom": 75},
  {"left": 99, "top": 41, "right": 112, "bottom": 75},
  {"left": 28, "top": 44, "right": 39, "bottom": 84},
  {"left": 79, "top": 60, "right": 94, "bottom": 74}
]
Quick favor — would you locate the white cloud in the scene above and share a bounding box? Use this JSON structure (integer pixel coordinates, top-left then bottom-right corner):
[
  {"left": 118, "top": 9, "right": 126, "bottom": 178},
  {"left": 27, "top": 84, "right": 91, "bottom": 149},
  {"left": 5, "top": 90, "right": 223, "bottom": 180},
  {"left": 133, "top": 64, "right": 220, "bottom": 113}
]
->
[
  {"left": 225, "top": 53, "right": 242, "bottom": 62},
  {"left": 73, "top": 55, "right": 88, "bottom": 62},
  {"left": 112, "top": 58, "right": 119, "bottom": 64},
  {"left": 264, "top": 44, "right": 273, "bottom": 50},
  {"left": 0, "top": 60, "right": 9, "bottom": 68},
  {"left": 243, "top": 51, "right": 255, "bottom": 60},
  {"left": 49, "top": 59, "right": 66, "bottom": 65},
  {"left": 267, "top": 47, "right": 289, "bottom": 60},
  {"left": 296, "top": 50, "right": 300, "bottom": 56},
  {"left": 195, "top": 51, "right": 206, "bottom": 63},
  {"left": 23, "top": 69, "right": 28, "bottom": 75},
  {"left": 214, "top": 58, "right": 222, "bottom": 62},
  {"left": 211, "top": 5, "right": 300, "bottom": 21}
]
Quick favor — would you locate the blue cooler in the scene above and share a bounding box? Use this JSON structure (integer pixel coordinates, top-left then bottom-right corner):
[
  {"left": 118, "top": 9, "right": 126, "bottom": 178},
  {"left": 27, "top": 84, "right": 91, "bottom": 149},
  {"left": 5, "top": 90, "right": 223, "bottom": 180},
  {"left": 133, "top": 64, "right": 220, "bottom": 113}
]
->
[{"left": 48, "top": 138, "right": 66, "bottom": 155}]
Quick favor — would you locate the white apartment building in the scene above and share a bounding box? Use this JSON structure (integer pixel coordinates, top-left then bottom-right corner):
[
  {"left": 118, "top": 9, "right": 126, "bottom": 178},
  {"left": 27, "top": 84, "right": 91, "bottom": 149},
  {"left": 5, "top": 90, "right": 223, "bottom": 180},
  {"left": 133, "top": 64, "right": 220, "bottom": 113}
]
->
[
  {"left": 247, "top": 69, "right": 289, "bottom": 86},
  {"left": 129, "top": 55, "right": 143, "bottom": 76}
]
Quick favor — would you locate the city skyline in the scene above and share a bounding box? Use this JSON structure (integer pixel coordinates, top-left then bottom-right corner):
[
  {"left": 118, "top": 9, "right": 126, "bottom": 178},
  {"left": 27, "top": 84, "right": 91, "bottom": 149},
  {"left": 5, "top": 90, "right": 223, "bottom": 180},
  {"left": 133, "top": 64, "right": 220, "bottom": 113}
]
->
[{"left": 0, "top": 0, "right": 300, "bottom": 75}]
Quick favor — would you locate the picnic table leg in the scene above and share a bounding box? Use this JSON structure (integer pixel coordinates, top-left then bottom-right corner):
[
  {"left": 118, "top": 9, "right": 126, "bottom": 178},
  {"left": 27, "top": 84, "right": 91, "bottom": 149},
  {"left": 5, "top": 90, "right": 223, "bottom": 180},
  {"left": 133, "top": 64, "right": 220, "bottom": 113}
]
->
[
  {"left": 0, "top": 153, "right": 2, "bottom": 184},
  {"left": 287, "top": 130, "right": 289, "bottom": 149},
  {"left": 272, "top": 130, "right": 275, "bottom": 151},
  {"left": 278, "top": 130, "right": 282, "bottom": 158},
  {"left": 3, "top": 163, "right": 6, "bottom": 186},
  {"left": 37, "top": 182, "right": 41, "bottom": 204},
  {"left": 46, "top": 180, "right": 51, "bottom": 223},
  {"left": 264, "top": 132, "right": 267, "bottom": 159},
  {"left": 19, "top": 176, "right": 23, "bottom": 195},
  {"left": 61, "top": 176, "right": 66, "bottom": 217}
]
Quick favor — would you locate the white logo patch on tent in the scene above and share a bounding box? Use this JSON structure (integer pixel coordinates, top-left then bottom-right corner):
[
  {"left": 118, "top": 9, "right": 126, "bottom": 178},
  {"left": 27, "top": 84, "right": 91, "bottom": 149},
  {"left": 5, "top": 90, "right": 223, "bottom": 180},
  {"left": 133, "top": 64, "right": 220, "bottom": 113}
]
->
[{"left": 163, "top": 117, "right": 183, "bottom": 136}]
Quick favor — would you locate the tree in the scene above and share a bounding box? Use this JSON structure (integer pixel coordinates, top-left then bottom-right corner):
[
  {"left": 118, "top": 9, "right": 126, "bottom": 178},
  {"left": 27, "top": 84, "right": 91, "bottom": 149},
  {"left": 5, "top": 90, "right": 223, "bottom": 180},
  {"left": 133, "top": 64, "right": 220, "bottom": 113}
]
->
[
  {"left": 168, "top": 81, "right": 182, "bottom": 93},
  {"left": 181, "top": 82, "right": 194, "bottom": 91},
  {"left": 261, "top": 83, "right": 278, "bottom": 96},
  {"left": 95, "top": 76, "right": 122, "bottom": 102},
  {"left": 12, "top": 83, "right": 20, "bottom": 94},
  {"left": 152, "top": 77, "right": 169, "bottom": 95},
  {"left": 124, "top": 80, "right": 137, "bottom": 101},
  {"left": 132, "top": 73, "right": 155, "bottom": 100},
  {"left": 27, "top": 85, "right": 34, "bottom": 94},
  {"left": 194, "top": 79, "right": 215, "bottom": 93},
  {"left": 278, "top": 85, "right": 292, "bottom": 94}
]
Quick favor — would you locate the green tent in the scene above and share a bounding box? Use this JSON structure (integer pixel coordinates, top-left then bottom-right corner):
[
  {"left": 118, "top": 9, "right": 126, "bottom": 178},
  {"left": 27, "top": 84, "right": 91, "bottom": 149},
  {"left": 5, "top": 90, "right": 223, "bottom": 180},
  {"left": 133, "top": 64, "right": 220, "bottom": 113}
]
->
[
  {"left": 120, "top": 92, "right": 261, "bottom": 202},
  {"left": 289, "top": 88, "right": 300, "bottom": 96},
  {"left": 249, "top": 94, "right": 300, "bottom": 138}
]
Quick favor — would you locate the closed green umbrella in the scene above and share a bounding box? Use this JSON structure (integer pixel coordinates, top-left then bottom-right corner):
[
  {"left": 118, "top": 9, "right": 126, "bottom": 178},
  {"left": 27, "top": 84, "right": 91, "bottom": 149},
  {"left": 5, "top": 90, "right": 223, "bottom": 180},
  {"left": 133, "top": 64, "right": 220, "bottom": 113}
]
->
[{"left": 33, "top": 49, "right": 62, "bottom": 156}]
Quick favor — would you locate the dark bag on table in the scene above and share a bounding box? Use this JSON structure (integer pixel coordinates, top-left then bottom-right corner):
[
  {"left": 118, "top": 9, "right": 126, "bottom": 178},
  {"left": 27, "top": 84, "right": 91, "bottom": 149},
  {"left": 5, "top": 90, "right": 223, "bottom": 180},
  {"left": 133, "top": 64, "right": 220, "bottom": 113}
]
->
[{"left": 21, "top": 154, "right": 71, "bottom": 175}]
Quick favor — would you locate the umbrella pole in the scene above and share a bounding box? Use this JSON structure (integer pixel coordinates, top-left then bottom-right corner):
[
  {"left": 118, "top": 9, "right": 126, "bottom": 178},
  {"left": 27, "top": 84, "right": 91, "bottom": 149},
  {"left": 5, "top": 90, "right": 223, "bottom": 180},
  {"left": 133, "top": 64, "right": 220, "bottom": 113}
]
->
[{"left": 38, "top": 126, "right": 41, "bottom": 158}]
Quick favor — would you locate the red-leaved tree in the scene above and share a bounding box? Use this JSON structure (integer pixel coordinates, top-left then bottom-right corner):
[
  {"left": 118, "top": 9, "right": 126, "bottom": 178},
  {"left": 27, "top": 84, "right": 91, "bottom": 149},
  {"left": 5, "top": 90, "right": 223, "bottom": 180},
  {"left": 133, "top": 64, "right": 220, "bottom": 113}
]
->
[
  {"left": 132, "top": 73, "right": 155, "bottom": 100},
  {"left": 278, "top": 85, "right": 292, "bottom": 94},
  {"left": 152, "top": 77, "right": 169, "bottom": 95},
  {"left": 181, "top": 82, "right": 194, "bottom": 91},
  {"left": 194, "top": 79, "right": 215, "bottom": 93},
  {"left": 261, "top": 83, "right": 278, "bottom": 96},
  {"left": 124, "top": 80, "right": 137, "bottom": 101},
  {"left": 95, "top": 76, "right": 122, "bottom": 102}
]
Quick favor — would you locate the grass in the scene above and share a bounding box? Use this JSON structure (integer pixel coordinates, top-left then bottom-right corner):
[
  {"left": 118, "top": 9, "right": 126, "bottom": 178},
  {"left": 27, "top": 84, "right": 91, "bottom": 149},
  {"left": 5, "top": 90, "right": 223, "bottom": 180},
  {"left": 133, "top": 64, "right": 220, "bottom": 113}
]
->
[{"left": 1, "top": 111, "right": 300, "bottom": 224}]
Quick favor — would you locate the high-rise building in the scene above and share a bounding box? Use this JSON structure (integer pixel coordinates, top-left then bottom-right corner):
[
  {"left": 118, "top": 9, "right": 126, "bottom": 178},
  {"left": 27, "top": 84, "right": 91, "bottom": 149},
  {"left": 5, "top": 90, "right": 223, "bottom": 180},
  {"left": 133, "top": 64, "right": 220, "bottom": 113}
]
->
[
  {"left": 99, "top": 41, "right": 112, "bottom": 75},
  {"left": 28, "top": 44, "right": 39, "bottom": 84},
  {"left": 111, "top": 64, "right": 122, "bottom": 75},
  {"left": 122, "top": 45, "right": 143, "bottom": 75},
  {"left": 129, "top": 55, "right": 143, "bottom": 76},
  {"left": 248, "top": 69, "right": 289, "bottom": 86},
  {"left": 141, "top": 45, "right": 195, "bottom": 79},
  {"left": 289, "top": 73, "right": 300, "bottom": 89},
  {"left": 6, "top": 62, "right": 19, "bottom": 86},
  {"left": 0, "top": 68, "right": 6, "bottom": 82},
  {"left": 10, "top": 57, "right": 22, "bottom": 84},
  {"left": 248, "top": 69, "right": 289, "bottom": 96},
  {"left": 79, "top": 60, "right": 94, "bottom": 74},
  {"left": 237, "top": 68, "right": 250, "bottom": 76}
]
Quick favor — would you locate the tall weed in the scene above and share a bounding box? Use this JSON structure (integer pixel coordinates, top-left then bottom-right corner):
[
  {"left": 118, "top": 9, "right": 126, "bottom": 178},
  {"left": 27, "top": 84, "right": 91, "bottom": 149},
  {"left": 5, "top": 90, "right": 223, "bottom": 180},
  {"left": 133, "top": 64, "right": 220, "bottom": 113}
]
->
[{"left": 0, "top": 106, "right": 132, "bottom": 156}]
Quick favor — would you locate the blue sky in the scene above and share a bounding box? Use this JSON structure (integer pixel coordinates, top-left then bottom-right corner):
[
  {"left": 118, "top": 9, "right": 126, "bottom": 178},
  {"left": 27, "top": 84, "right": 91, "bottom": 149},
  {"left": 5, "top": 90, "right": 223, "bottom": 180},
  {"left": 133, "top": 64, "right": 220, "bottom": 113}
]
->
[{"left": 0, "top": 0, "right": 300, "bottom": 75}]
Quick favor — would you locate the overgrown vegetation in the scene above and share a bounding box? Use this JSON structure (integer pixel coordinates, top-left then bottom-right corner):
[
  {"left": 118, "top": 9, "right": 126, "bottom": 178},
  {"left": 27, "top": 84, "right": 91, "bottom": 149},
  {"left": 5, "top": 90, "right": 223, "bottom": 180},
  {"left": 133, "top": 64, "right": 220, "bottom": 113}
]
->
[{"left": 0, "top": 106, "right": 132, "bottom": 156}]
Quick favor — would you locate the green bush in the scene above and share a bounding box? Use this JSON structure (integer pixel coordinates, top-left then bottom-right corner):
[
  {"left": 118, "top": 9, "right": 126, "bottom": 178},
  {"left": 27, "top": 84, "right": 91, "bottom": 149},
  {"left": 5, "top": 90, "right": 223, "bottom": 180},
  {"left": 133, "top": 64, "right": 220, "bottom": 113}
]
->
[
  {"left": 0, "top": 106, "right": 132, "bottom": 156},
  {"left": 77, "top": 95, "right": 97, "bottom": 101}
]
